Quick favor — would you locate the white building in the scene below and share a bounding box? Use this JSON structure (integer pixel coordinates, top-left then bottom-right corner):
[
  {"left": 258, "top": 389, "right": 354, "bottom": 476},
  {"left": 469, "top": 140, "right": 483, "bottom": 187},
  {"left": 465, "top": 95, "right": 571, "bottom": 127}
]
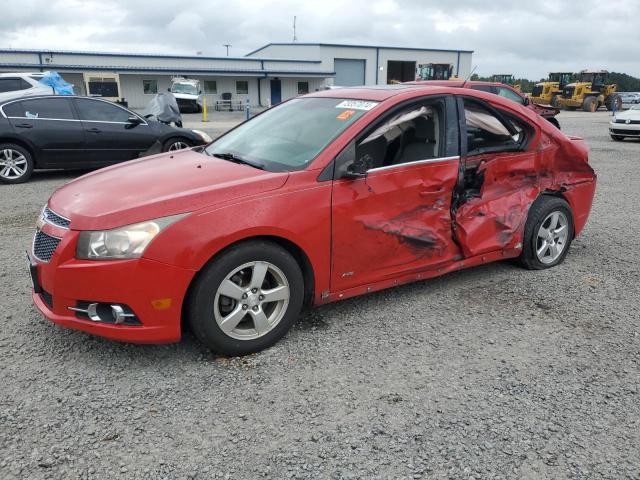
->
[{"left": 0, "top": 43, "right": 472, "bottom": 109}]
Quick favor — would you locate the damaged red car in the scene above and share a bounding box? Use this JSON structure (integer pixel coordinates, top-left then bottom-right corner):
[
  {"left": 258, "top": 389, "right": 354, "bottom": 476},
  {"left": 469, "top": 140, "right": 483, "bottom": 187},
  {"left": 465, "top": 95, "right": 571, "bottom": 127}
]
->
[{"left": 30, "top": 85, "right": 596, "bottom": 355}]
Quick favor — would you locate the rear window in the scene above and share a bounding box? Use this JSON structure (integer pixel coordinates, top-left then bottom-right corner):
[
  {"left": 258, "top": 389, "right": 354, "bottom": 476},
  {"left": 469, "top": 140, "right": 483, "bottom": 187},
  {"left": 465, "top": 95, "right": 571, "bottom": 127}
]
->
[
  {"left": 3, "top": 101, "right": 25, "bottom": 117},
  {"left": 19, "top": 98, "right": 75, "bottom": 120}
]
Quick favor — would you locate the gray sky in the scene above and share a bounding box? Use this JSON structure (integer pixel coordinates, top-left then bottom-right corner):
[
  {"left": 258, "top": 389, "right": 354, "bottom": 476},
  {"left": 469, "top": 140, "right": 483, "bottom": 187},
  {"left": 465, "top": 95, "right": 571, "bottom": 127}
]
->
[{"left": 3, "top": 0, "right": 639, "bottom": 79}]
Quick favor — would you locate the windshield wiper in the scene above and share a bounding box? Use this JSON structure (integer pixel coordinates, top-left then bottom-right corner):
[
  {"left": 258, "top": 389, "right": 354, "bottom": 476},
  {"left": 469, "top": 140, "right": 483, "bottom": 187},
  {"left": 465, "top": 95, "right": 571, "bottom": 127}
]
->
[{"left": 211, "top": 152, "right": 265, "bottom": 170}]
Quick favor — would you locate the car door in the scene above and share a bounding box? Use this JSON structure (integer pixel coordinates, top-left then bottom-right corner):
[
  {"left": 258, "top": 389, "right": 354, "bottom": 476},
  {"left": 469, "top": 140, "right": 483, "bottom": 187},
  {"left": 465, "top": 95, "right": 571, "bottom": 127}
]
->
[
  {"left": 330, "top": 96, "right": 462, "bottom": 292},
  {"left": 73, "top": 98, "right": 157, "bottom": 164},
  {"left": 453, "top": 96, "right": 540, "bottom": 258},
  {"left": 4, "top": 97, "right": 87, "bottom": 167}
]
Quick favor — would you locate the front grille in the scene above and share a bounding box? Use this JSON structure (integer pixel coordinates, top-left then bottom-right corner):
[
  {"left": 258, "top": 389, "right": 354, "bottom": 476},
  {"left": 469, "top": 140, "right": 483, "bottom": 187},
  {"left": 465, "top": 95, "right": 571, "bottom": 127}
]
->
[
  {"left": 41, "top": 290, "right": 53, "bottom": 309},
  {"left": 532, "top": 85, "right": 543, "bottom": 97},
  {"left": 33, "top": 230, "right": 61, "bottom": 262},
  {"left": 611, "top": 128, "right": 640, "bottom": 135},
  {"left": 176, "top": 98, "right": 196, "bottom": 107},
  {"left": 43, "top": 207, "right": 70, "bottom": 228},
  {"left": 615, "top": 119, "right": 640, "bottom": 124},
  {"left": 563, "top": 86, "right": 575, "bottom": 99}
]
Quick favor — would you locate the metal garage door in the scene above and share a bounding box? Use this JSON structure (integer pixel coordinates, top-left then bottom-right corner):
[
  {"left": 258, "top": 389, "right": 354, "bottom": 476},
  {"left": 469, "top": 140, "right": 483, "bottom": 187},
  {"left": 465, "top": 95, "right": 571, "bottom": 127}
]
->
[{"left": 334, "top": 58, "right": 366, "bottom": 87}]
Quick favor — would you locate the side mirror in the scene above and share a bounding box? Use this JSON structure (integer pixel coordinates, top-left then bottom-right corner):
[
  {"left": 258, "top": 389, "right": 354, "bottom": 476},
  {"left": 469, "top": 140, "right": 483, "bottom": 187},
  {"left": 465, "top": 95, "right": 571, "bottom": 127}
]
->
[
  {"left": 343, "top": 154, "right": 372, "bottom": 179},
  {"left": 167, "top": 88, "right": 171, "bottom": 92},
  {"left": 523, "top": 96, "right": 530, "bottom": 105},
  {"left": 127, "top": 115, "right": 143, "bottom": 125}
]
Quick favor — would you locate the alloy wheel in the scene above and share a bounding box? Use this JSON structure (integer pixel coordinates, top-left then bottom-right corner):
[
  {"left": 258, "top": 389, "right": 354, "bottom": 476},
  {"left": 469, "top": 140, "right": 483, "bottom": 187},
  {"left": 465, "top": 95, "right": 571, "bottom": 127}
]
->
[
  {"left": 168, "top": 141, "right": 189, "bottom": 151},
  {"left": 0, "top": 149, "right": 28, "bottom": 180},
  {"left": 213, "top": 261, "right": 290, "bottom": 340},
  {"left": 535, "top": 211, "right": 569, "bottom": 264}
]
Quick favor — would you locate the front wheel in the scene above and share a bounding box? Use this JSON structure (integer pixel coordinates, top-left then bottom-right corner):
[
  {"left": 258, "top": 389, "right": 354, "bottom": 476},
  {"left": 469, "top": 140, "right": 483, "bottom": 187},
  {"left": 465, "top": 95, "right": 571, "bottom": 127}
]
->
[
  {"left": 0, "top": 144, "right": 34, "bottom": 184},
  {"left": 582, "top": 96, "right": 598, "bottom": 112},
  {"left": 187, "top": 241, "right": 304, "bottom": 356},
  {"left": 162, "top": 138, "right": 193, "bottom": 152},
  {"left": 519, "top": 196, "right": 574, "bottom": 270}
]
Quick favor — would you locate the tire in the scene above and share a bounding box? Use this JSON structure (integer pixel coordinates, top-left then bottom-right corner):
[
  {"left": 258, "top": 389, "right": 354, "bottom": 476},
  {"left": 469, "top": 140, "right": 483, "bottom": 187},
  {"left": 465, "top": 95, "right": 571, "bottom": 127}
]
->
[
  {"left": 187, "top": 240, "right": 304, "bottom": 356},
  {"left": 582, "top": 96, "right": 598, "bottom": 112},
  {"left": 162, "top": 138, "right": 193, "bottom": 152},
  {"left": 0, "top": 143, "right": 34, "bottom": 184},
  {"left": 610, "top": 134, "right": 624, "bottom": 141},
  {"left": 605, "top": 94, "right": 622, "bottom": 111},
  {"left": 550, "top": 95, "right": 559, "bottom": 108},
  {"left": 518, "top": 196, "right": 574, "bottom": 270}
]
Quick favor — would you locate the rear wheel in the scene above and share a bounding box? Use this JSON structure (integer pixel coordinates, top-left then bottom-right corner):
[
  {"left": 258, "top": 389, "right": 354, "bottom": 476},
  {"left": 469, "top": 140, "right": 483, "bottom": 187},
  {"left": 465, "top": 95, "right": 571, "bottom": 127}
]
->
[
  {"left": 519, "top": 196, "right": 574, "bottom": 270},
  {"left": 162, "top": 138, "right": 193, "bottom": 152},
  {"left": 582, "top": 96, "right": 598, "bottom": 112},
  {"left": 610, "top": 134, "right": 624, "bottom": 141},
  {"left": 187, "top": 241, "right": 304, "bottom": 356},
  {"left": 0, "top": 144, "right": 34, "bottom": 184}
]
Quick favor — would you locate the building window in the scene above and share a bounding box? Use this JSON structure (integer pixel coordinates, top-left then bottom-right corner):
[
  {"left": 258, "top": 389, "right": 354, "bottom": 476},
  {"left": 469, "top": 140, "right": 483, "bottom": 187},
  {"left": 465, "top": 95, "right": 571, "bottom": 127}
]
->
[
  {"left": 204, "top": 80, "right": 217, "bottom": 94},
  {"left": 143, "top": 80, "right": 157, "bottom": 95},
  {"left": 236, "top": 80, "right": 249, "bottom": 94},
  {"left": 297, "top": 81, "right": 309, "bottom": 95}
]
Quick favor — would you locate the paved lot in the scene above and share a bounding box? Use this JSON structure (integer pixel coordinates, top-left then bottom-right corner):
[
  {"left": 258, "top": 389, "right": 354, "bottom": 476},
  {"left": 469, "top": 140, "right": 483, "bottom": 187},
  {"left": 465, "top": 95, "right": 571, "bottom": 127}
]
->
[{"left": 1, "top": 111, "right": 639, "bottom": 479}]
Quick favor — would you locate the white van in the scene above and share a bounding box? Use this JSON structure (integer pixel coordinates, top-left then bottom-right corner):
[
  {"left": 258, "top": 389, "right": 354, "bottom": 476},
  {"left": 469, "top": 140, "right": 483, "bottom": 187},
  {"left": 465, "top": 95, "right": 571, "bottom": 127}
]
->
[{"left": 169, "top": 77, "right": 202, "bottom": 113}]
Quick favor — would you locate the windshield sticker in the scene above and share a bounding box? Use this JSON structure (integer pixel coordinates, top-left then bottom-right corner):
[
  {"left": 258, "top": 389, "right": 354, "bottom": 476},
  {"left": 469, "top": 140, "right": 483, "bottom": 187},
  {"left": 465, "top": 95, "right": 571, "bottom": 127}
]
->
[
  {"left": 336, "top": 100, "right": 378, "bottom": 111},
  {"left": 336, "top": 109, "right": 356, "bottom": 120}
]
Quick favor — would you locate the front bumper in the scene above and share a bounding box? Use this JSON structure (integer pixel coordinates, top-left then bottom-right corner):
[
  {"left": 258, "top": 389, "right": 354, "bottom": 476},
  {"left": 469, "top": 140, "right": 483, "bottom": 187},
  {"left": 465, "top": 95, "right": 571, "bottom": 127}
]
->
[
  {"left": 30, "top": 226, "right": 196, "bottom": 344},
  {"left": 609, "top": 122, "right": 640, "bottom": 137}
]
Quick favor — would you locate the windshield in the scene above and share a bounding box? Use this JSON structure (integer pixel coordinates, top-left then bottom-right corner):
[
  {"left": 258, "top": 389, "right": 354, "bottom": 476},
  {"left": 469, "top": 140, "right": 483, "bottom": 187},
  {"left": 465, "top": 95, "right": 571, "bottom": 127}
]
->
[
  {"left": 205, "top": 97, "right": 377, "bottom": 171},
  {"left": 171, "top": 83, "right": 199, "bottom": 95}
]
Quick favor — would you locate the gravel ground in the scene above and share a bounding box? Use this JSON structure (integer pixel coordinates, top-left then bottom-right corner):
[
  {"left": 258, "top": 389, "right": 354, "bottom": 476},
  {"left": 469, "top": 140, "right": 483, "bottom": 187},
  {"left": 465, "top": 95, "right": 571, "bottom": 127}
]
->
[{"left": 1, "top": 111, "right": 639, "bottom": 479}]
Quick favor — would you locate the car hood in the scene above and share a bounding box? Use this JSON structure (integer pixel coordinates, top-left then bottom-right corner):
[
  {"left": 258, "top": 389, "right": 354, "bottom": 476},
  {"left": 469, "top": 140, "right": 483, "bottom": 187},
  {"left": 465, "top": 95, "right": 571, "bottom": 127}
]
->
[
  {"left": 172, "top": 92, "right": 199, "bottom": 100},
  {"left": 49, "top": 149, "right": 289, "bottom": 231},
  {"left": 613, "top": 109, "right": 640, "bottom": 120}
]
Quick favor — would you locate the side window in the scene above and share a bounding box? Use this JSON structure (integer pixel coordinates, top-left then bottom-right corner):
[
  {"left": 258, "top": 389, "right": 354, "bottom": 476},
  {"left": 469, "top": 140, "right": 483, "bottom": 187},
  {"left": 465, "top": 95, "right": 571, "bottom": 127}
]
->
[
  {"left": 75, "top": 99, "right": 131, "bottom": 123},
  {"left": 356, "top": 100, "right": 444, "bottom": 170},
  {"left": 0, "top": 78, "right": 28, "bottom": 93},
  {"left": 463, "top": 99, "right": 525, "bottom": 155},
  {"left": 470, "top": 85, "right": 494, "bottom": 94},
  {"left": 496, "top": 86, "right": 525, "bottom": 105},
  {"left": 3, "top": 101, "right": 25, "bottom": 118},
  {"left": 20, "top": 98, "right": 75, "bottom": 120}
]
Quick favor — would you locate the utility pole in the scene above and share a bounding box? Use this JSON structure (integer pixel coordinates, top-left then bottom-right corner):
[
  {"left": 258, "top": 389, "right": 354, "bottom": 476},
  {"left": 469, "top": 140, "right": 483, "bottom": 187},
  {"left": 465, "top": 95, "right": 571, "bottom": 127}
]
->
[
  {"left": 293, "top": 16, "right": 297, "bottom": 42},
  {"left": 223, "top": 44, "right": 232, "bottom": 56}
]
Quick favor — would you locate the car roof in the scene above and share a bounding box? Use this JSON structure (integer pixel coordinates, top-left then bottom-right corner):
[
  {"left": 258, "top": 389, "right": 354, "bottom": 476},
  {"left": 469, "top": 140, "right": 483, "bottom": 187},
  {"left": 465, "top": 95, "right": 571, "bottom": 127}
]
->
[
  {"left": 0, "top": 72, "right": 43, "bottom": 78},
  {"left": 307, "top": 84, "right": 448, "bottom": 101},
  {"left": 408, "top": 80, "right": 510, "bottom": 88}
]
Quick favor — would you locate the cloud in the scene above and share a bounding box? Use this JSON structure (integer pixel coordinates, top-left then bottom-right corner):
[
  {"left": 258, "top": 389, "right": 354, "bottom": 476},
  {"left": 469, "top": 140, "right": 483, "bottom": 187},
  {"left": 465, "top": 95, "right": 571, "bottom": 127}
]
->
[{"left": 1, "top": 0, "right": 639, "bottom": 78}]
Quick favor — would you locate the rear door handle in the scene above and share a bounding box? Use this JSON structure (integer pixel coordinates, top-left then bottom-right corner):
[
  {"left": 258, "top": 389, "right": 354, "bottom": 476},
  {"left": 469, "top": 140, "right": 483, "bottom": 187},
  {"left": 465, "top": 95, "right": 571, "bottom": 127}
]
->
[
  {"left": 15, "top": 123, "right": 33, "bottom": 129},
  {"left": 86, "top": 127, "right": 101, "bottom": 133}
]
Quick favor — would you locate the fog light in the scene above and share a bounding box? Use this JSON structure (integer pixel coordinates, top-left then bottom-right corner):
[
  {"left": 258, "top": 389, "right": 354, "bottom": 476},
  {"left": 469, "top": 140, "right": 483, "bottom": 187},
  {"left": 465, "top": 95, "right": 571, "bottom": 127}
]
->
[{"left": 68, "top": 302, "right": 141, "bottom": 325}]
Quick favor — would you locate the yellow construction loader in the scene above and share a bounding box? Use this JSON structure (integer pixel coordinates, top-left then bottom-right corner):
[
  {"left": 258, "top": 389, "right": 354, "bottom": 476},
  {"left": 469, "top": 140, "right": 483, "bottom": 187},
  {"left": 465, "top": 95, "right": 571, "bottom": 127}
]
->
[
  {"left": 491, "top": 74, "right": 520, "bottom": 91},
  {"left": 530, "top": 72, "right": 573, "bottom": 107},
  {"left": 417, "top": 63, "right": 456, "bottom": 81},
  {"left": 556, "top": 70, "right": 622, "bottom": 112}
]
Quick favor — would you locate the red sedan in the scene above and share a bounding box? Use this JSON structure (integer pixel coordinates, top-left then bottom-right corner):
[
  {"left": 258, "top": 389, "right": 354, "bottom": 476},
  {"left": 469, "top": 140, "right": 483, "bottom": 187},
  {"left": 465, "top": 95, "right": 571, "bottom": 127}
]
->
[{"left": 29, "top": 85, "right": 596, "bottom": 355}]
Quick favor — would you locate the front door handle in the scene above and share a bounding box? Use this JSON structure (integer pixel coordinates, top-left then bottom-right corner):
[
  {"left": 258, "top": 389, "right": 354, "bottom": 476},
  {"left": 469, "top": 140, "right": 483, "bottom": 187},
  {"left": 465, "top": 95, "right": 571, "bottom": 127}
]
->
[
  {"left": 15, "top": 123, "right": 34, "bottom": 129},
  {"left": 419, "top": 188, "right": 446, "bottom": 197},
  {"left": 86, "top": 127, "right": 101, "bottom": 133}
]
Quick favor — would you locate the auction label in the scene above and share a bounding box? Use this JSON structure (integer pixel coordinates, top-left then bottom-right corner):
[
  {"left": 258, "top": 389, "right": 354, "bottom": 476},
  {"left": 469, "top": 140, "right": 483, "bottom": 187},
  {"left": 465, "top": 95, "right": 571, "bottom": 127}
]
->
[{"left": 335, "top": 100, "right": 378, "bottom": 111}]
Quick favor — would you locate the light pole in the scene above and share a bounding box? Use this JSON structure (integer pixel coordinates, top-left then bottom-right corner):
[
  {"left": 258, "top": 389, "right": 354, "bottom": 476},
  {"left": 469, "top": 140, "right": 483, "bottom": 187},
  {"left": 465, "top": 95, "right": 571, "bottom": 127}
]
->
[{"left": 223, "top": 44, "right": 232, "bottom": 56}]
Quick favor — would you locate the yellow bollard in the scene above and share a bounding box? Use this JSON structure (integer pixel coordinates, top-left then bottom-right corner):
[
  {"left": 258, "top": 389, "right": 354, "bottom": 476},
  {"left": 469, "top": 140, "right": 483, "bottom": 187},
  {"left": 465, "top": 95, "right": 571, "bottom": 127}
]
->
[{"left": 202, "top": 96, "right": 208, "bottom": 122}]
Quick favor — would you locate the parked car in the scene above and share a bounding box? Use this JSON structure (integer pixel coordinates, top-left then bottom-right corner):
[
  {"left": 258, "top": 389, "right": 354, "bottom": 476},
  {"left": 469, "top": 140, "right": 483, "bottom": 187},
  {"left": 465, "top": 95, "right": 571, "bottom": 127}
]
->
[
  {"left": 0, "top": 72, "right": 56, "bottom": 103},
  {"left": 169, "top": 77, "right": 202, "bottom": 113},
  {"left": 0, "top": 95, "right": 212, "bottom": 183},
  {"left": 618, "top": 92, "right": 640, "bottom": 105},
  {"left": 610, "top": 104, "right": 640, "bottom": 141},
  {"left": 29, "top": 85, "right": 596, "bottom": 355},
  {"left": 409, "top": 80, "right": 562, "bottom": 129}
]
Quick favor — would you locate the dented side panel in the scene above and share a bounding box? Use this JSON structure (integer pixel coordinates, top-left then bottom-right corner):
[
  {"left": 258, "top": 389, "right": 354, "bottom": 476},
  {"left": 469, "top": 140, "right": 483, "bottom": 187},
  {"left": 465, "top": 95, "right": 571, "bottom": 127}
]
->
[{"left": 331, "top": 159, "right": 461, "bottom": 291}]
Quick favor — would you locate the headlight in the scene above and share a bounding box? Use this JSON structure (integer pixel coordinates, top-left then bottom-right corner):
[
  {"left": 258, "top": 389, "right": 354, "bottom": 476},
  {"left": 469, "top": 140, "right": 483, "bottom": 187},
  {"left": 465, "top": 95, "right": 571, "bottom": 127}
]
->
[
  {"left": 192, "top": 129, "right": 212, "bottom": 143},
  {"left": 76, "top": 214, "right": 186, "bottom": 260}
]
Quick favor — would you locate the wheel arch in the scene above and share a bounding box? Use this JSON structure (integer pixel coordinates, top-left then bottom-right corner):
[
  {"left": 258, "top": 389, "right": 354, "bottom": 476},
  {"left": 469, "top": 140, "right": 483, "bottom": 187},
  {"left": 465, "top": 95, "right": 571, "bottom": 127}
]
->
[
  {"left": 535, "top": 190, "right": 576, "bottom": 238},
  {"left": 0, "top": 137, "right": 38, "bottom": 166},
  {"left": 181, "top": 234, "right": 316, "bottom": 331}
]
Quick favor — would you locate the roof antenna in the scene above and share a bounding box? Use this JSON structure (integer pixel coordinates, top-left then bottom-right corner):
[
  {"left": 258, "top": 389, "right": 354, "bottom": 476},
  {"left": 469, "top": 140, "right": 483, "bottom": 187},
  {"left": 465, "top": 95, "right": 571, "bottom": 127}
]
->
[
  {"left": 293, "top": 16, "right": 298, "bottom": 42},
  {"left": 462, "top": 65, "right": 478, "bottom": 88}
]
